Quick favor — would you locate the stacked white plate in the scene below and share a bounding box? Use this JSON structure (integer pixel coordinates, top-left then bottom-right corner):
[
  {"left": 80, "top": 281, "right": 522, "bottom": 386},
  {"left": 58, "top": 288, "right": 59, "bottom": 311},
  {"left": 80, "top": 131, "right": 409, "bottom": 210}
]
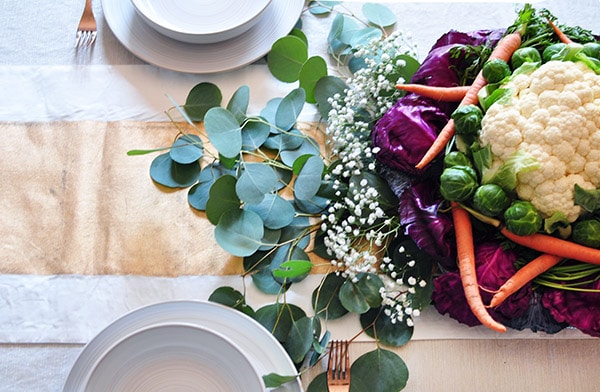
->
[
  {"left": 63, "top": 301, "right": 304, "bottom": 392},
  {"left": 101, "top": 0, "right": 305, "bottom": 73}
]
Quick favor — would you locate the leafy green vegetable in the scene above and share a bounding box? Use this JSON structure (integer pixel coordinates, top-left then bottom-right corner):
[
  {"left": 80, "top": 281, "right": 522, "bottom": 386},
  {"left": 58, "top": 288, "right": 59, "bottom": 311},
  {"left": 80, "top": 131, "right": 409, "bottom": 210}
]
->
[
  {"left": 472, "top": 184, "right": 510, "bottom": 217},
  {"left": 439, "top": 165, "right": 478, "bottom": 202},
  {"left": 504, "top": 201, "right": 542, "bottom": 236},
  {"left": 482, "top": 59, "right": 511, "bottom": 83},
  {"left": 511, "top": 47, "right": 541, "bottom": 69},
  {"left": 574, "top": 184, "right": 600, "bottom": 213},
  {"left": 443, "top": 151, "right": 472, "bottom": 168},
  {"left": 572, "top": 219, "right": 600, "bottom": 248},
  {"left": 451, "top": 104, "right": 483, "bottom": 145}
]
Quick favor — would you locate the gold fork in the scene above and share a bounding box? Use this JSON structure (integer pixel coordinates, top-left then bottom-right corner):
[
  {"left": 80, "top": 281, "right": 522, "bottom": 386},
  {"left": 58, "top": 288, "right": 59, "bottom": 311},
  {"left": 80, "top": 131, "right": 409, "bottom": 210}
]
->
[
  {"left": 75, "top": 0, "right": 97, "bottom": 48},
  {"left": 327, "top": 340, "right": 351, "bottom": 392}
]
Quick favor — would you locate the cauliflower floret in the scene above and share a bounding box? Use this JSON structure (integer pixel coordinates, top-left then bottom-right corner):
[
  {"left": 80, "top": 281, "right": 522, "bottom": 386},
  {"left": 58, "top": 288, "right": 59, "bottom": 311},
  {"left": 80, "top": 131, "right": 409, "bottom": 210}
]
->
[{"left": 480, "top": 60, "right": 600, "bottom": 222}]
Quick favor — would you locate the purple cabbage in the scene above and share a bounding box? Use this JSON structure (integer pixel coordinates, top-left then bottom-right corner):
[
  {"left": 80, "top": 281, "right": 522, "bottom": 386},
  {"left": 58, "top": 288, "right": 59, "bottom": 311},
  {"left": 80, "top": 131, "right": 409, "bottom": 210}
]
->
[
  {"left": 399, "top": 180, "right": 455, "bottom": 269},
  {"left": 432, "top": 241, "right": 531, "bottom": 327},
  {"left": 542, "top": 280, "right": 600, "bottom": 337}
]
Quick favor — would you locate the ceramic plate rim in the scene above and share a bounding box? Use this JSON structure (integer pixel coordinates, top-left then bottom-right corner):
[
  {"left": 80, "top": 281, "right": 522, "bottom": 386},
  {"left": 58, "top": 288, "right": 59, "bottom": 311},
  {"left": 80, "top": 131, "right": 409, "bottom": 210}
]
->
[
  {"left": 63, "top": 300, "right": 303, "bottom": 392},
  {"left": 130, "top": 0, "right": 272, "bottom": 36},
  {"left": 102, "top": 0, "right": 304, "bottom": 73},
  {"left": 85, "top": 321, "right": 265, "bottom": 391}
]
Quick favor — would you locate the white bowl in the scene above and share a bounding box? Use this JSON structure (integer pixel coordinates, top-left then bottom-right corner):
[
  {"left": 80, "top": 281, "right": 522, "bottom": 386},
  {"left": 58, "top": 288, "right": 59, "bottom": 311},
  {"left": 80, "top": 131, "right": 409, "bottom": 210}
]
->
[
  {"left": 130, "top": 0, "right": 272, "bottom": 44},
  {"left": 85, "top": 323, "right": 265, "bottom": 392}
]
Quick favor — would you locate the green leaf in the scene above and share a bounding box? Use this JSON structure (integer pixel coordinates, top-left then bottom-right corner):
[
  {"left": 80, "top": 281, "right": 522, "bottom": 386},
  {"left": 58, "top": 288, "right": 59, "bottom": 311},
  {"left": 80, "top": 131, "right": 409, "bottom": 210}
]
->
[
  {"left": 482, "top": 150, "right": 540, "bottom": 192},
  {"left": 328, "top": 13, "right": 345, "bottom": 44},
  {"left": 338, "top": 15, "right": 362, "bottom": 45},
  {"left": 241, "top": 118, "right": 271, "bottom": 150},
  {"left": 312, "top": 273, "right": 349, "bottom": 320},
  {"left": 208, "top": 287, "right": 255, "bottom": 317},
  {"left": 276, "top": 88, "right": 306, "bottom": 131},
  {"left": 360, "top": 306, "right": 413, "bottom": 347},
  {"left": 289, "top": 28, "right": 308, "bottom": 46},
  {"left": 263, "top": 128, "right": 305, "bottom": 151},
  {"left": 245, "top": 193, "right": 295, "bottom": 230},
  {"left": 267, "top": 36, "right": 309, "bottom": 83},
  {"left": 350, "top": 349, "right": 409, "bottom": 392},
  {"left": 285, "top": 316, "right": 315, "bottom": 363},
  {"left": 255, "top": 303, "right": 307, "bottom": 343},
  {"left": 204, "top": 107, "right": 242, "bottom": 159},
  {"left": 339, "top": 273, "right": 384, "bottom": 314},
  {"left": 243, "top": 251, "right": 289, "bottom": 295},
  {"left": 149, "top": 153, "right": 200, "bottom": 189},
  {"left": 349, "top": 27, "right": 383, "bottom": 48},
  {"left": 260, "top": 97, "right": 282, "bottom": 133},
  {"left": 184, "top": 82, "right": 222, "bottom": 121},
  {"left": 314, "top": 76, "right": 348, "bottom": 119},
  {"left": 169, "top": 134, "right": 203, "bottom": 164},
  {"left": 263, "top": 373, "right": 299, "bottom": 389},
  {"left": 214, "top": 209, "right": 264, "bottom": 257},
  {"left": 270, "top": 245, "right": 311, "bottom": 284},
  {"left": 236, "top": 162, "right": 279, "bottom": 204},
  {"left": 259, "top": 227, "right": 281, "bottom": 251},
  {"left": 226, "top": 85, "right": 250, "bottom": 124},
  {"left": 280, "top": 137, "right": 320, "bottom": 167},
  {"left": 188, "top": 163, "right": 235, "bottom": 211},
  {"left": 272, "top": 260, "right": 313, "bottom": 279},
  {"left": 205, "top": 175, "right": 240, "bottom": 225},
  {"left": 294, "top": 155, "right": 325, "bottom": 201},
  {"left": 306, "top": 372, "right": 328, "bottom": 392},
  {"left": 299, "top": 56, "right": 328, "bottom": 104},
  {"left": 362, "top": 3, "right": 397, "bottom": 28}
]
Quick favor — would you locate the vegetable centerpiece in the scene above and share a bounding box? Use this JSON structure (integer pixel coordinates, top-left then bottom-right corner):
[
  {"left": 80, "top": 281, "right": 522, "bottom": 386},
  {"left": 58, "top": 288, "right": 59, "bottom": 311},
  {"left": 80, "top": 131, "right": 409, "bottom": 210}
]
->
[{"left": 374, "top": 4, "right": 600, "bottom": 336}]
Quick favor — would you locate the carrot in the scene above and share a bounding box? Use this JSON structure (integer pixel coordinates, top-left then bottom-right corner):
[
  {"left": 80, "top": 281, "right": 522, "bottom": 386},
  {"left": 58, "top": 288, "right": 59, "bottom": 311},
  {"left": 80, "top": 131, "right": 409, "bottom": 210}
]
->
[
  {"left": 395, "top": 84, "right": 469, "bottom": 102},
  {"left": 414, "top": 32, "right": 523, "bottom": 170},
  {"left": 488, "top": 253, "right": 563, "bottom": 308},
  {"left": 500, "top": 227, "right": 600, "bottom": 265},
  {"left": 547, "top": 18, "right": 573, "bottom": 44},
  {"left": 451, "top": 202, "right": 507, "bottom": 333}
]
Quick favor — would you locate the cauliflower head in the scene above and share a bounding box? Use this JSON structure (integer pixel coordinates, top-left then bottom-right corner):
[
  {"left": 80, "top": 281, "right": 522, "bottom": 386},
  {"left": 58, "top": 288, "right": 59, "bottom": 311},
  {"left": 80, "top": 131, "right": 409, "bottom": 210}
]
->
[{"left": 480, "top": 60, "right": 600, "bottom": 222}]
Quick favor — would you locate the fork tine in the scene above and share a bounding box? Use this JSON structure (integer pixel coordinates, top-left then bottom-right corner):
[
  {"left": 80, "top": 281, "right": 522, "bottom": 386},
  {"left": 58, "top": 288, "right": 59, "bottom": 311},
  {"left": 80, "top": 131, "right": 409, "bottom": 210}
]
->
[{"left": 327, "top": 340, "right": 351, "bottom": 389}]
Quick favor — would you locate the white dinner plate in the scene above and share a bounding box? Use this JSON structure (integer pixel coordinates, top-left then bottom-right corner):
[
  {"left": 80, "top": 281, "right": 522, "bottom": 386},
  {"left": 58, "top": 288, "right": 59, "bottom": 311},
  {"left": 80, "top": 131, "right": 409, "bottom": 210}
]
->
[
  {"left": 86, "top": 323, "right": 264, "bottom": 391},
  {"left": 130, "top": 0, "right": 272, "bottom": 44},
  {"left": 63, "top": 301, "right": 303, "bottom": 392},
  {"left": 102, "top": 0, "right": 305, "bottom": 73}
]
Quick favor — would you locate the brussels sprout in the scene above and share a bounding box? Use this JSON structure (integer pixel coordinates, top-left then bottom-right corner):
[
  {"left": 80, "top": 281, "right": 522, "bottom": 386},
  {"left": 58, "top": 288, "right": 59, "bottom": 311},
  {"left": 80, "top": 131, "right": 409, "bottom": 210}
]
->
[
  {"left": 511, "top": 47, "right": 541, "bottom": 69},
  {"left": 572, "top": 219, "right": 600, "bottom": 248},
  {"left": 473, "top": 184, "right": 511, "bottom": 217},
  {"left": 542, "top": 43, "right": 567, "bottom": 62},
  {"left": 482, "top": 59, "right": 511, "bottom": 83},
  {"left": 439, "top": 165, "right": 478, "bottom": 202},
  {"left": 444, "top": 151, "right": 472, "bottom": 168},
  {"left": 582, "top": 42, "right": 600, "bottom": 60},
  {"left": 504, "top": 201, "right": 542, "bottom": 236},
  {"left": 451, "top": 104, "right": 482, "bottom": 139}
]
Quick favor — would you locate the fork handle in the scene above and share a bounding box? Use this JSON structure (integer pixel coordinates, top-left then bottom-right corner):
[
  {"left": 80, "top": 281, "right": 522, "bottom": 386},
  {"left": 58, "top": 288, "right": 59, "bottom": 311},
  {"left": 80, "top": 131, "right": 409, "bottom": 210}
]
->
[{"left": 328, "top": 385, "right": 350, "bottom": 392}]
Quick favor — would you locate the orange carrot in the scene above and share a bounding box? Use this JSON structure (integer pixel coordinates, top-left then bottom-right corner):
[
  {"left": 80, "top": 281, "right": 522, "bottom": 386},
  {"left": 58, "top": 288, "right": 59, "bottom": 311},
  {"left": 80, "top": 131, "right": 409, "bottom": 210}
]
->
[
  {"left": 415, "top": 32, "right": 523, "bottom": 170},
  {"left": 489, "top": 253, "right": 563, "bottom": 308},
  {"left": 395, "top": 84, "right": 469, "bottom": 102},
  {"left": 451, "top": 202, "right": 507, "bottom": 333},
  {"left": 500, "top": 227, "right": 600, "bottom": 265},
  {"left": 547, "top": 18, "right": 573, "bottom": 44}
]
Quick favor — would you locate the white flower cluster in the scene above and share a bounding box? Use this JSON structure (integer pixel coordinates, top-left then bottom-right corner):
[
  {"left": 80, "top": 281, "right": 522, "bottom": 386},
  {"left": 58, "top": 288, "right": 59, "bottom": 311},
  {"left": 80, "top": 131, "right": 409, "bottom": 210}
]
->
[{"left": 320, "top": 31, "right": 424, "bottom": 323}]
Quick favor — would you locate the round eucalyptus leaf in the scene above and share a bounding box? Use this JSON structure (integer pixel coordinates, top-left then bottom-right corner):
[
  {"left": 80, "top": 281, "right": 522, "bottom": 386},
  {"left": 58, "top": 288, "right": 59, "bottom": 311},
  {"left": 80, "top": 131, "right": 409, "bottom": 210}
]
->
[
  {"left": 350, "top": 349, "right": 408, "bottom": 392},
  {"left": 312, "top": 272, "right": 349, "bottom": 320},
  {"left": 338, "top": 15, "right": 362, "bottom": 45},
  {"left": 362, "top": 3, "right": 397, "bottom": 28},
  {"left": 349, "top": 27, "right": 383, "bottom": 48},
  {"left": 187, "top": 162, "right": 235, "bottom": 211},
  {"left": 339, "top": 273, "right": 384, "bottom": 314},
  {"left": 267, "top": 36, "right": 308, "bottom": 83},
  {"left": 255, "top": 303, "right": 307, "bottom": 343},
  {"left": 205, "top": 175, "right": 240, "bottom": 225},
  {"left": 311, "top": 231, "right": 333, "bottom": 260},
  {"left": 360, "top": 306, "right": 414, "bottom": 347},
  {"left": 280, "top": 137, "right": 320, "bottom": 167},
  {"left": 294, "top": 155, "right": 325, "bottom": 201},
  {"left": 274, "top": 166, "right": 293, "bottom": 191},
  {"left": 349, "top": 55, "right": 368, "bottom": 73},
  {"left": 327, "top": 13, "right": 344, "bottom": 44},
  {"left": 270, "top": 246, "right": 310, "bottom": 284},
  {"left": 169, "top": 134, "right": 203, "bottom": 165},
  {"left": 275, "top": 88, "right": 306, "bottom": 131},
  {"left": 150, "top": 153, "right": 200, "bottom": 189},
  {"left": 236, "top": 162, "right": 279, "bottom": 204},
  {"left": 241, "top": 118, "right": 270, "bottom": 150},
  {"left": 260, "top": 97, "right": 282, "bottom": 134},
  {"left": 251, "top": 267, "right": 287, "bottom": 295},
  {"left": 184, "top": 82, "right": 222, "bottom": 121},
  {"left": 289, "top": 28, "right": 308, "bottom": 46},
  {"left": 279, "top": 216, "right": 311, "bottom": 249},
  {"left": 285, "top": 316, "right": 314, "bottom": 364},
  {"left": 204, "top": 107, "right": 242, "bottom": 158},
  {"left": 263, "top": 128, "right": 305, "bottom": 151},
  {"left": 246, "top": 193, "right": 295, "bottom": 230},
  {"left": 208, "top": 287, "right": 255, "bottom": 317},
  {"left": 214, "top": 209, "right": 264, "bottom": 257},
  {"left": 226, "top": 84, "right": 250, "bottom": 124},
  {"left": 308, "top": 0, "right": 341, "bottom": 15},
  {"left": 314, "top": 76, "right": 348, "bottom": 119},
  {"left": 299, "top": 56, "right": 328, "bottom": 104},
  {"left": 306, "top": 372, "right": 327, "bottom": 392},
  {"left": 259, "top": 227, "right": 281, "bottom": 251},
  {"left": 392, "top": 54, "right": 421, "bottom": 85}
]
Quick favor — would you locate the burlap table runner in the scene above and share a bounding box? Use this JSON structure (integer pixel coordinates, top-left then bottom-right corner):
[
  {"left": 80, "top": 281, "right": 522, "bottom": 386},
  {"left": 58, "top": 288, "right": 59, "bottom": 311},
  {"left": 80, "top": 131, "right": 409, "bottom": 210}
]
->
[{"left": 0, "top": 121, "right": 240, "bottom": 276}]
